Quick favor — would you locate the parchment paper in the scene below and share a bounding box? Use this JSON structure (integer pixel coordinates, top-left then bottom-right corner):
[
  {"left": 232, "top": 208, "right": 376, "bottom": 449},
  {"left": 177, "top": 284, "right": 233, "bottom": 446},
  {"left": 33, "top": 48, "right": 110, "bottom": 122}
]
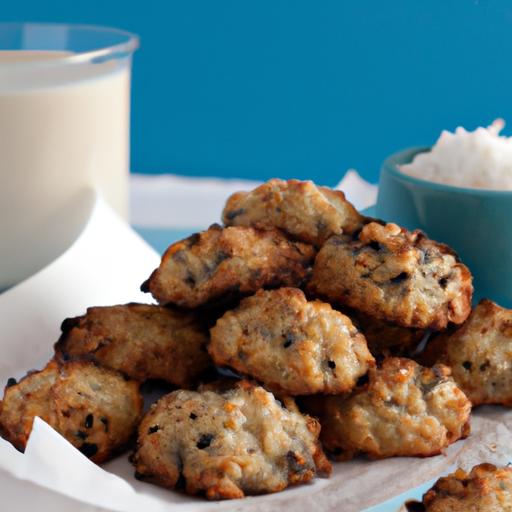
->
[{"left": 1, "top": 186, "right": 510, "bottom": 512}]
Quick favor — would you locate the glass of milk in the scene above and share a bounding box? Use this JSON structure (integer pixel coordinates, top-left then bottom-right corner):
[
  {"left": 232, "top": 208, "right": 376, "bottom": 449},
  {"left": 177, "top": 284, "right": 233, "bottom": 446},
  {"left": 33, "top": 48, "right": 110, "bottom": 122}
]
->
[{"left": 0, "top": 23, "right": 138, "bottom": 290}]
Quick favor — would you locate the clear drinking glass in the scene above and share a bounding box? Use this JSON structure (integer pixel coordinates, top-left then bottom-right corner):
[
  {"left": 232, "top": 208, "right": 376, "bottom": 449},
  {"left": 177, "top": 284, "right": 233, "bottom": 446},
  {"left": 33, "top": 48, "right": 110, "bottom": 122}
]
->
[{"left": 0, "top": 23, "right": 139, "bottom": 290}]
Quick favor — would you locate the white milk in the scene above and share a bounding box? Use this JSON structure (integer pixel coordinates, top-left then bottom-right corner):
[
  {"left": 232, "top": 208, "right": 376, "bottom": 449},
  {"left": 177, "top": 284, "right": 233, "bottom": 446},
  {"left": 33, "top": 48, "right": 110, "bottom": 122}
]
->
[{"left": 0, "top": 51, "right": 131, "bottom": 289}]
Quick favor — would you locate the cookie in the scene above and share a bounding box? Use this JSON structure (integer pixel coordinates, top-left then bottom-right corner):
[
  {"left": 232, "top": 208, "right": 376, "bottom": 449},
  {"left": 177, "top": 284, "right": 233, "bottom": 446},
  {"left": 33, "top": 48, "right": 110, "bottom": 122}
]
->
[
  {"left": 222, "top": 178, "right": 363, "bottom": 246},
  {"left": 142, "top": 224, "right": 316, "bottom": 308},
  {"left": 423, "top": 299, "right": 512, "bottom": 407},
  {"left": 209, "top": 288, "right": 374, "bottom": 395},
  {"left": 308, "top": 222, "right": 473, "bottom": 330},
  {"left": 317, "top": 357, "right": 471, "bottom": 459},
  {"left": 131, "top": 380, "right": 331, "bottom": 499},
  {"left": 0, "top": 361, "right": 58, "bottom": 451},
  {"left": 0, "top": 360, "right": 142, "bottom": 463},
  {"left": 405, "top": 463, "right": 512, "bottom": 511},
  {"left": 55, "top": 303, "right": 211, "bottom": 388}
]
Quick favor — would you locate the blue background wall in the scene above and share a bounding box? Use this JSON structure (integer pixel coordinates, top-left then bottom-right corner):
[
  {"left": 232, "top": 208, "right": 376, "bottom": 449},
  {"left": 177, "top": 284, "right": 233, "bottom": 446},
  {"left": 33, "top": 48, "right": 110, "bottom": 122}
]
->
[{"left": 4, "top": 1, "right": 512, "bottom": 184}]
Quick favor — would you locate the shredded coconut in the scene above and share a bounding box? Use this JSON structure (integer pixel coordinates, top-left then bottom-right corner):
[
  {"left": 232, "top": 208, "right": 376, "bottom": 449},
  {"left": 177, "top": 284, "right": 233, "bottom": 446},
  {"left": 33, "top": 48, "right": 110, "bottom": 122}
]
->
[{"left": 399, "top": 120, "right": 512, "bottom": 190}]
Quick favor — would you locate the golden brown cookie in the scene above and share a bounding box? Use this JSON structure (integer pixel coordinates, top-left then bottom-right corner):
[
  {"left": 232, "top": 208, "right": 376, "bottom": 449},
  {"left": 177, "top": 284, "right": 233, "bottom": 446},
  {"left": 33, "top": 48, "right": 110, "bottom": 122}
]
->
[
  {"left": 222, "top": 178, "right": 363, "bottom": 246},
  {"left": 317, "top": 357, "right": 471, "bottom": 459},
  {"left": 0, "top": 361, "right": 59, "bottom": 451},
  {"left": 209, "top": 288, "right": 374, "bottom": 395},
  {"left": 55, "top": 303, "right": 211, "bottom": 388},
  {"left": 0, "top": 360, "right": 142, "bottom": 463},
  {"left": 131, "top": 380, "right": 331, "bottom": 499},
  {"left": 142, "top": 224, "right": 316, "bottom": 308},
  {"left": 423, "top": 299, "right": 512, "bottom": 407},
  {"left": 405, "top": 463, "right": 512, "bottom": 511},
  {"left": 308, "top": 222, "right": 473, "bottom": 330}
]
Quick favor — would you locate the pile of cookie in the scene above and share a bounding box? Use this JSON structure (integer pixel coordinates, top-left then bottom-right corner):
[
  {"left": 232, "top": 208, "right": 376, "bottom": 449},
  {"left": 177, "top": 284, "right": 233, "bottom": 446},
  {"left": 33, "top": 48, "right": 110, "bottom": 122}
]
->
[{"left": 1, "top": 179, "right": 511, "bottom": 502}]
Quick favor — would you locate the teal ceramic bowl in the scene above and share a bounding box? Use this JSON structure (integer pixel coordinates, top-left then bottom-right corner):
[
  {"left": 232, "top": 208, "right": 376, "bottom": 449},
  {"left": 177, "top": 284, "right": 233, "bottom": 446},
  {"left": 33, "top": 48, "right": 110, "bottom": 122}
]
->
[{"left": 376, "top": 147, "right": 512, "bottom": 308}]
